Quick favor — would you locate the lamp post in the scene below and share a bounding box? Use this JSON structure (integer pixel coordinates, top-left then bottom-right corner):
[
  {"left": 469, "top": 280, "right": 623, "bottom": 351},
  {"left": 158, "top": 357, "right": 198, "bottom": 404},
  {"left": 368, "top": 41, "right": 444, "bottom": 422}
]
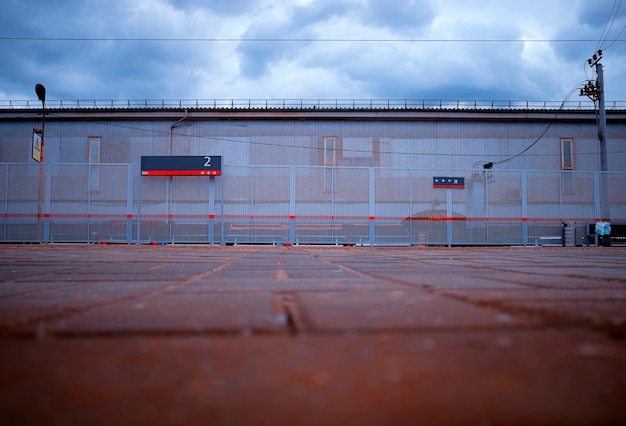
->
[
  {"left": 35, "top": 83, "right": 46, "bottom": 154},
  {"left": 35, "top": 84, "right": 46, "bottom": 243}
]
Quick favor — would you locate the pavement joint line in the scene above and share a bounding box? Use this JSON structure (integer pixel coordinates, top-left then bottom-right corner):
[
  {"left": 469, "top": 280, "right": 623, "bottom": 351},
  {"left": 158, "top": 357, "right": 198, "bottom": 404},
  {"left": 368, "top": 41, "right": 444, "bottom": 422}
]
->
[
  {"left": 435, "top": 289, "right": 626, "bottom": 339},
  {"left": 2, "top": 247, "right": 625, "bottom": 341},
  {"left": 148, "top": 254, "right": 247, "bottom": 294},
  {"left": 307, "top": 250, "right": 626, "bottom": 339},
  {"left": 1, "top": 254, "right": 249, "bottom": 336},
  {"left": 146, "top": 262, "right": 174, "bottom": 271},
  {"left": 309, "top": 251, "right": 434, "bottom": 292},
  {"left": 271, "top": 292, "right": 309, "bottom": 335},
  {"left": 0, "top": 280, "right": 101, "bottom": 300},
  {"left": 476, "top": 274, "right": 626, "bottom": 290},
  {"left": 462, "top": 266, "right": 626, "bottom": 286},
  {"left": 0, "top": 323, "right": 578, "bottom": 340},
  {"left": 281, "top": 295, "right": 303, "bottom": 335},
  {"left": 0, "top": 267, "right": 83, "bottom": 285}
]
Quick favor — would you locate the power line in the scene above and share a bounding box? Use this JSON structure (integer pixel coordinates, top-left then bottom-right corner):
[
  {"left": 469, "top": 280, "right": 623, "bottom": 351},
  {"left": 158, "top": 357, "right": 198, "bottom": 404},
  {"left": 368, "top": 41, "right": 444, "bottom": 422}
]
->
[
  {"left": 596, "top": 0, "right": 626, "bottom": 52},
  {"left": 0, "top": 36, "right": 620, "bottom": 44},
  {"left": 482, "top": 82, "right": 588, "bottom": 169},
  {"left": 597, "top": 0, "right": 621, "bottom": 51},
  {"left": 603, "top": 22, "right": 626, "bottom": 50}
]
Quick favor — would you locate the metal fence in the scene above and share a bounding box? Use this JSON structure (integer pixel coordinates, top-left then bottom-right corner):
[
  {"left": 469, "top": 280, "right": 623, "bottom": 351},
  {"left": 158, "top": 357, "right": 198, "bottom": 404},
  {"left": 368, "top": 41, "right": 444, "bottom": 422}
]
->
[
  {"left": 2, "top": 162, "right": 624, "bottom": 246},
  {"left": 3, "top": 98, "right": 625, "bottom": 111}
]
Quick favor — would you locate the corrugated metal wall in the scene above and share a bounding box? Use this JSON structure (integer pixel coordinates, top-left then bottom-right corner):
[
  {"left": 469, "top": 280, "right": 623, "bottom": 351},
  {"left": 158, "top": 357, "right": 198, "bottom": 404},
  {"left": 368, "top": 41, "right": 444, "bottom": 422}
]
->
[
  {"left": 2, "top": 162, "right": 624, "bottom": 245},
  {"left": 3, "top": 118, "right": 622, "bottom": 171},
  {"left": 2, "top": 112, "right": 624, "bottom": 245}
]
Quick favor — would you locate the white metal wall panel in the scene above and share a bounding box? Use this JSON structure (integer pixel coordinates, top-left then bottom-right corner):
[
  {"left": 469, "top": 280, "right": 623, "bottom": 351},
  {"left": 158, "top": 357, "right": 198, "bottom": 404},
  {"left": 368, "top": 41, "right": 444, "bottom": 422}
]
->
[
  {"left": 49, "top": 164, "right": 89, "bottom": 242},
  {"left": 375, "top": 168, "right": 411, "bottom": 244},
  {"left": 3, "top": 163, "right": 41, "bottom": 241}
]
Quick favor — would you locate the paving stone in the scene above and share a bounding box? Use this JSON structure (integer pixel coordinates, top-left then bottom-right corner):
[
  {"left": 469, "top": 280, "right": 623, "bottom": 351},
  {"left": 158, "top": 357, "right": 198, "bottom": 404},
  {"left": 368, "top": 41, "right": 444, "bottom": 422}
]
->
[
  {"left": 0, "top": 245, "right": 625, "bottom": 425},
  {"left": 298, "top": 290, "right": 539, "bottom": 332},
  {"left": 1, "top": 331, "right": 624, "bottom": 425},
  {"left": 49, "top": 293, "right": 277, "bottom": 335},
  {"left": 0, "top": 281, "right": 174, "bottom": 327}
]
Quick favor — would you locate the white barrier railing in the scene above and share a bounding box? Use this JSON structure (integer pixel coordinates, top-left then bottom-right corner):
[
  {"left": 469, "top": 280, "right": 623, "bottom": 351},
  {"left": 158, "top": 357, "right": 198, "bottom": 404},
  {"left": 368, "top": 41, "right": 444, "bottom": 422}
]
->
[{"left": 2, "top": 98, "right": 622, "bottom": 110}]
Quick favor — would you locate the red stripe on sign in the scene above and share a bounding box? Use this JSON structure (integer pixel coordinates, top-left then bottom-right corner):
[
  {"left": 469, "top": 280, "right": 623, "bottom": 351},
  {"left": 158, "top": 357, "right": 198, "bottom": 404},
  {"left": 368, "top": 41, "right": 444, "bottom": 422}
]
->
[{"left": 141, "top": 170, "right": 221, "bottom": 176}]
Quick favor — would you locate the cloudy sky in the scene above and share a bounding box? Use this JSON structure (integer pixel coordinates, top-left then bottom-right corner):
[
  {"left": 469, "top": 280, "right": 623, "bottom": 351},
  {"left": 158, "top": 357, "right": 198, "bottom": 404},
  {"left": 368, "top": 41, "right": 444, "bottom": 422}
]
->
[{"left": 1, "top": 0, "right": 625, "bottom": 104}]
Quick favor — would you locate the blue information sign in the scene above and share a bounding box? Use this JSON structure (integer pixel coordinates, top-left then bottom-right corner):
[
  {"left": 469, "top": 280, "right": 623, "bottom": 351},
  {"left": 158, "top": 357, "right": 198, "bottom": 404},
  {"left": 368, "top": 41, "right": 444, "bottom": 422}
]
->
[
  {"left": 433, "top": 176, "right": 465, "bottom": 189},
  {"left": 141, "top": 156, "right": 222, "bottom": 176}
]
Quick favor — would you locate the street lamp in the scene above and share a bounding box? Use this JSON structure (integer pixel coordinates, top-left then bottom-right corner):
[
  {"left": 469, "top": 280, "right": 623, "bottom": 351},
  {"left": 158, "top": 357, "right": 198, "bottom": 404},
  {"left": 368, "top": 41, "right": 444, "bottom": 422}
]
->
[
  {"left": 35, "top": 83, "right": 46, "bottom": 104},
  {"left": 34, "top": 83, "right": 46, "bottom": 243},
  {"left": 34, "top": 84, "right": 46, "bottom": 161}
]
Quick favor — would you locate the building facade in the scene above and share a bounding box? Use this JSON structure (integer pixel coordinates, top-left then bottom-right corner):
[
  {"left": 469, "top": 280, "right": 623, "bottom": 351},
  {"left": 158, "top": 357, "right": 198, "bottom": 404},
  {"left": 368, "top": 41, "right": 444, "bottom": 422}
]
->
[{"left": 1, "top": 99, "right": 625, "bottom": 245}]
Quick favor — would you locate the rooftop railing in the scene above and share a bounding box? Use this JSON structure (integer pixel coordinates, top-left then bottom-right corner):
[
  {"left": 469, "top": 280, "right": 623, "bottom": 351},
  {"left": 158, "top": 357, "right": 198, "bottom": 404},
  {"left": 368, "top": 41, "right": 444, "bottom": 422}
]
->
[{"left": 1, "top": 98, "right": 624, "bottom": 110}]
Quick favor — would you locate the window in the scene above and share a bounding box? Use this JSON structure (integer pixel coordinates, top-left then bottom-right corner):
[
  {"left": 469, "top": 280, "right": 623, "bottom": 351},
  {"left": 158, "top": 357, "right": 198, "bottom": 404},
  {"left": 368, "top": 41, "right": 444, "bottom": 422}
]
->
[
  {"left": 323, "top": 137, "right": 336, "bottom": 193},
  {"left": 561, "top": 138, "right": 573, "bottom": 170},
  {"left": 89, "top": 137, "right": 101, "bottom": 192},
  {"left": 324, "top": 137, "right": 336, "bottom": 166}
]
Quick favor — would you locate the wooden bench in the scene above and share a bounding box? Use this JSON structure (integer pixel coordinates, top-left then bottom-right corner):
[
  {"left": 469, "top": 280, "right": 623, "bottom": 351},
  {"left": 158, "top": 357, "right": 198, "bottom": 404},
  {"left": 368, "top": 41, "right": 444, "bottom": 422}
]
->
[
  {"left": 532, "top": 235, "right": 562, "bottom": 247},
  {"left": 225, "top": 223, "right": 346, "bottom": 245}
]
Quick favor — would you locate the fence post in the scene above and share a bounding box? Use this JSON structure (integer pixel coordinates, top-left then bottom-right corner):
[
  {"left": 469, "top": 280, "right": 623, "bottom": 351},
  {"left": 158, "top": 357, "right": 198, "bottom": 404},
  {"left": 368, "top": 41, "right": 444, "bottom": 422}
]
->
[
  {"left": 2, "top": 165, "right": 7, "bottom": 241},
  {"left": 289, "top": 166, "right": 296, "bottom": 244},
  {"left": 208, "top": 176, "right": 216, "bottom": 244},
  {"left": 521, "top": 170, "right": 529, "bottom": 246},
  {"left": 136, "top": 173, "right": 142, "bottom": 245},
  {"left": 127, "top": 164, "right": 134, "bottom": 243},
  {"left": 43, "top": 163, "right": 51, "bottom": 243},
  {"left": 369, "top": 168, "right": 375, "bottom": 245},
  {"left": 446, "top": 183, "right": 453, "bottom": 247}
]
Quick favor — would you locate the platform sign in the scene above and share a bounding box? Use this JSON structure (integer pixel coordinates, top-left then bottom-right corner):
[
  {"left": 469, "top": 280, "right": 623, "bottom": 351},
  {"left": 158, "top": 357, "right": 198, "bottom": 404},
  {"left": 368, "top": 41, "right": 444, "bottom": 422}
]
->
[
  {"left": 32, "top": 130, "right": 43, "bottom": 162},
  {"left": 433, "top": 176, "right": 465, "bottom": 189},
  {"left": 141, "top": 156, "right": 221, "bottom": 176}
]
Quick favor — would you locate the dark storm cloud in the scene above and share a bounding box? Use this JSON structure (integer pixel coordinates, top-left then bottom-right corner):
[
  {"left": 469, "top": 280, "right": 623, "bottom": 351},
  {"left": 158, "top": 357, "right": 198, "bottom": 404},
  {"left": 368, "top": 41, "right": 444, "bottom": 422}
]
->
[
  {"left": 235, "top": 0, "right": 435, "bottom": 79},
  {"left": 168, "top": 0, "right": 257, "bottom": 15},
  {"left": 235, "top": 0, "right": 354, "bottom": 79},
  {"left": 0, "top": 0, "right": 625, "bottom": 103},
  {"left": 360, "top": 0, "right": 434, "bottom": 30}
]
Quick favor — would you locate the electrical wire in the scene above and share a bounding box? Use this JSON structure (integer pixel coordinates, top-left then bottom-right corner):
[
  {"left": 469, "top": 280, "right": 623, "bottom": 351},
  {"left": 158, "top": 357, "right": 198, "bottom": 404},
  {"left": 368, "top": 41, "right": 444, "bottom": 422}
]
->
[
  {"left": 597, "top": 0, "right": 621, "bottom": 51},
  {"left": 485, "top": 82, "right": 589, "bottom": 167},
  {"left": 0, "top": 36, "right": 621, "bottom": 44},
  {"left": 595, "top": 0, "right": 625, "bottom": 52},
  {"left": 495, "top": 1, "right": 626, "bottom": 169},
  {"left": 603, "top": 21, "right": 626, "bottom": 50}
]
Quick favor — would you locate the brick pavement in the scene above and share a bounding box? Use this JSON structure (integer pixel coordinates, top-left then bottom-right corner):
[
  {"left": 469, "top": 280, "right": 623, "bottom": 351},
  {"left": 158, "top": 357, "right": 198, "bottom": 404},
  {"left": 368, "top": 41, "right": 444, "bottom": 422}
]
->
[{"left": 1, "top": 245, "right": 625, "bottom": 425}]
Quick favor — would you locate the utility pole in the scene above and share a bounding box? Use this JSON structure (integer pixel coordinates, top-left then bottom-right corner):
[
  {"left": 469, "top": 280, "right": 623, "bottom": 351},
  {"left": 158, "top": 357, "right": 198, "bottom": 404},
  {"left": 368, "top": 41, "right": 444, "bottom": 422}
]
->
[{"left": 580, "top": 50, "right": 610, "bottom": 221}]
